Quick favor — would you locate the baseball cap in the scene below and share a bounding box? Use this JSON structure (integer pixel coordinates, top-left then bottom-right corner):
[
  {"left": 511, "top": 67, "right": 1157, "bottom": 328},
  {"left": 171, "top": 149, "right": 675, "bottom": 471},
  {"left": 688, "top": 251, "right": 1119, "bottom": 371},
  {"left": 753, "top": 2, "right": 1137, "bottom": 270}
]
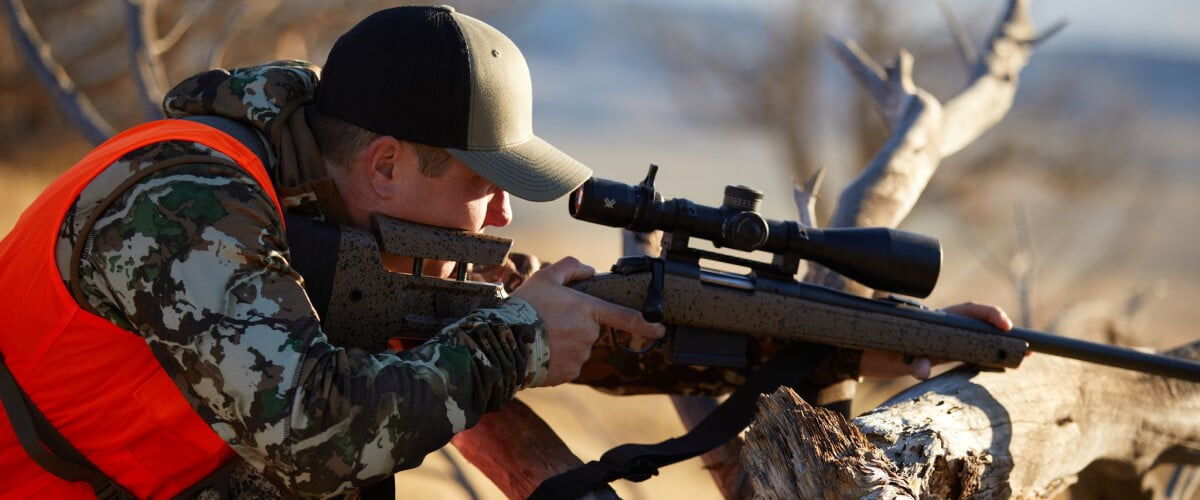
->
[{"left": 316, "top": 5, "right": 592, "bottom": 202}]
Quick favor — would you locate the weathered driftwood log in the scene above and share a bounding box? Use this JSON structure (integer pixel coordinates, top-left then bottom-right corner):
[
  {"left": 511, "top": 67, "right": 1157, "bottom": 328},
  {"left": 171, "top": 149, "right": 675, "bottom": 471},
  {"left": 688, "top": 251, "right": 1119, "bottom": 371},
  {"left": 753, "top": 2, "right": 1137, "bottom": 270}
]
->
[
  {"left": 742, "top": 341, "right": 1200, "bottom": 498},
  {"left": 812, "top": 0, "right": 1060, "bottom": 297},
  {"left": 744, "top": 388, "right": 916, "bottom": 499},
  {"left": 451, "top": 399, "right": 618, "bottom": 500}
]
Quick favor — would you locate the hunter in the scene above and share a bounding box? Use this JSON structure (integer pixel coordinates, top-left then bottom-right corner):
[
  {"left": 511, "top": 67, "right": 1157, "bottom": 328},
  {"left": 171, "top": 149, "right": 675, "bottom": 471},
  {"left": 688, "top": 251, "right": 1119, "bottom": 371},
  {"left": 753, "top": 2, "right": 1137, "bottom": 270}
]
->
[{"left": 0, "top": 5, "right": 1011, "bottom": 497}]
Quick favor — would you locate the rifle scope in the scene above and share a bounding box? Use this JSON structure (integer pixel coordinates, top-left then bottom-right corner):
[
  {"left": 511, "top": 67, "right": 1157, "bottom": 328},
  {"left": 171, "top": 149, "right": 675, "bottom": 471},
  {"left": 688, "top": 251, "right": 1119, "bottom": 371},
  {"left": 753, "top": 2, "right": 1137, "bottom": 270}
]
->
[{"left": 569, "top": 167, "right": 943, "bottom": 298}]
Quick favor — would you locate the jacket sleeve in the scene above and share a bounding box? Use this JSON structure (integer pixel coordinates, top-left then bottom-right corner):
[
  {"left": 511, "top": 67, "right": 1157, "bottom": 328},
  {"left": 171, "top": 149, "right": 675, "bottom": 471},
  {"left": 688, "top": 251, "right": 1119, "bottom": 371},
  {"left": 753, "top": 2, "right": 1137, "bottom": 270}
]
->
[{"left": 71, "top": 162, "right": 549, "bottom": 496}]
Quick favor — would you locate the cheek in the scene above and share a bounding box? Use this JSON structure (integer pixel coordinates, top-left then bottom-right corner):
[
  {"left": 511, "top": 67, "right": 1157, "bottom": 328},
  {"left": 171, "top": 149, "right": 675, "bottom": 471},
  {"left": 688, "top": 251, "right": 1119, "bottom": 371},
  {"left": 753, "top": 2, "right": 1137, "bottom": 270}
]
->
[
  {"left": 463, "top": 195, "right": 491, "bottom": 227},
  {"left": 421, "top": 184, "right": 491, "bottom": 230}
]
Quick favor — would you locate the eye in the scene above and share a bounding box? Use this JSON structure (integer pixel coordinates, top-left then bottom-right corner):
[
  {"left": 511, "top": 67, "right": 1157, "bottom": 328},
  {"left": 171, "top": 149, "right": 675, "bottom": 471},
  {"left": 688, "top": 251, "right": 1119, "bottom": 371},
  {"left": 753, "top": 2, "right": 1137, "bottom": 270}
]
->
[{"left": 476, "top": 175, "right": 498, "bottom": 194}]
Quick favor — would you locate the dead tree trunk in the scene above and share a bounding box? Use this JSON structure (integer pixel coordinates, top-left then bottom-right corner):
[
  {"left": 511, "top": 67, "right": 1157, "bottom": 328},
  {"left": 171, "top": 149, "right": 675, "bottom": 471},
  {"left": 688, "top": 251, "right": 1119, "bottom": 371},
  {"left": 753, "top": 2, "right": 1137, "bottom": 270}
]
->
[
  {"left": 736, "top": 0, "right": 1200, "bottom": 497},
  {"left": 742, "top": 341, "right": 1200, "bottom": 499}
]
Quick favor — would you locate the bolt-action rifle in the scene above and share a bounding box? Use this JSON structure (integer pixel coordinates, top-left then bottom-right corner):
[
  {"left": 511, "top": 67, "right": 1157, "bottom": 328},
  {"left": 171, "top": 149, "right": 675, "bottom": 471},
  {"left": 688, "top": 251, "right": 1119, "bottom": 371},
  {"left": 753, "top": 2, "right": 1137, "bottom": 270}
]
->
[
  {"left": 287, "top": 164, "right": 1200, "bottom": 383},
  {"left": 286, "top": 164, "right": 1200, "bottom": 497}
]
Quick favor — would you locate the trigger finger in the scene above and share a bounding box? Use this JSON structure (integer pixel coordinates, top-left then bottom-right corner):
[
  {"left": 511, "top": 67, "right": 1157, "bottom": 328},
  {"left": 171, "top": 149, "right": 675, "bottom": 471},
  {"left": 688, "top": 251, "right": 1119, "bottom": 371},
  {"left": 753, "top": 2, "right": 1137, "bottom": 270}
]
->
[{"left": 594, "top": 300, "right": 665, "bottom": 340}]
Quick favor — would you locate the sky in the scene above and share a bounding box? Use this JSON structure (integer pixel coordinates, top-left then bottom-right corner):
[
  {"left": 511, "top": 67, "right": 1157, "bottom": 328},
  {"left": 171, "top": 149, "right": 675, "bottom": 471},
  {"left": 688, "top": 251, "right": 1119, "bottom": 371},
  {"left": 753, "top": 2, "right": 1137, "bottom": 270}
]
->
[
  {"left": 639, "top": 0, "right": 1200, "bottom": 60},
  {"left": 476, "top": 0, "right": 1200, "bottom": 327},
  {"left": 1032, "top": 0, "right": 1200, "bottom": 58}
]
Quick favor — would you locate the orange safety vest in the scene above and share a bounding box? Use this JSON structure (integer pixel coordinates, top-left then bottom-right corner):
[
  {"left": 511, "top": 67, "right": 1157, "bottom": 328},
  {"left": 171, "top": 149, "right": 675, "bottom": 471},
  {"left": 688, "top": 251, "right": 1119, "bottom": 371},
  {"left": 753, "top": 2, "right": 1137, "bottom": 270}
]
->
[{"left": 0, "top": 120, "right": 284, "bottom": 498}]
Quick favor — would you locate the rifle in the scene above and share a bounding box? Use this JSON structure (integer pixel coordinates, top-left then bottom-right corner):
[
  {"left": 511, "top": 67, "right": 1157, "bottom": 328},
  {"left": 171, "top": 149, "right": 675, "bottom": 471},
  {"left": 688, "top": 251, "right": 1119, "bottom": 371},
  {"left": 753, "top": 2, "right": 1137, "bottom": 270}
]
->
[
  {"left": 287, "top": 164, "right": 1200, "bottom": 382},
  {"left": 285, "top": 165, "right": 1200, "bottom": 497}
]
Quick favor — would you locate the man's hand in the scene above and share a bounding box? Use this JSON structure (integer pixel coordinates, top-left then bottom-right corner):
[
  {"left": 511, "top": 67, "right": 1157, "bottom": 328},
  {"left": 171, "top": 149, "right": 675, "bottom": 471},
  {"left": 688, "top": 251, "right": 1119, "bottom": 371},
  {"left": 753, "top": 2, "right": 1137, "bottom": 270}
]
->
[
  {"left": 860, "top": 301, "right": 1015, "bottom": 380},
  {"left": 512, "top": 257, "right": 666, "bottom": 386}
]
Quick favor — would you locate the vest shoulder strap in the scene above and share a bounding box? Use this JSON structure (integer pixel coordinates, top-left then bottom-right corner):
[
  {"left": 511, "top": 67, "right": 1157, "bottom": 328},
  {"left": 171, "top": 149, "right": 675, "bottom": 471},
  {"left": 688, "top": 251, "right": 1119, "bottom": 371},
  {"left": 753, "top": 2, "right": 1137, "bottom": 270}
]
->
[{"left": 179, "top": 115, "right": 272, "bottom": 168}]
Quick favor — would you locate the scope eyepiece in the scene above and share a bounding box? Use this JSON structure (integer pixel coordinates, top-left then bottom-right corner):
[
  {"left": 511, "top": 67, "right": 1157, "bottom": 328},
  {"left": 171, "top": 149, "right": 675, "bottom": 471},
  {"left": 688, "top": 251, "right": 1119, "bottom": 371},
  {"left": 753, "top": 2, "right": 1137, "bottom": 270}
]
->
[{"left": 570, "top": 176, "right": 665, "bottom": 232}]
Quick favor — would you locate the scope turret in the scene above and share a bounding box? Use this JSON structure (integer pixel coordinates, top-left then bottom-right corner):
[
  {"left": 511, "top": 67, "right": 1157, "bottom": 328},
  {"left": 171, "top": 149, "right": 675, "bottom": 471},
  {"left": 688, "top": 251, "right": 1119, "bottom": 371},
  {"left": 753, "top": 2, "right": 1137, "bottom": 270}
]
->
[{"left": 568, "top": 166, "right": 943, "bottom": 297}]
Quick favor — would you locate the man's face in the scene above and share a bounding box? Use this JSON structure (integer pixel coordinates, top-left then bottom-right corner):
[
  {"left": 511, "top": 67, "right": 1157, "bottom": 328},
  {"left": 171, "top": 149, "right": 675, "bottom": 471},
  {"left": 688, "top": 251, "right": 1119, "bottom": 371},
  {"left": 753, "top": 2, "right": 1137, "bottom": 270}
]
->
[{"left": 385, "top": 154, "right": 513, "bottom": 233}]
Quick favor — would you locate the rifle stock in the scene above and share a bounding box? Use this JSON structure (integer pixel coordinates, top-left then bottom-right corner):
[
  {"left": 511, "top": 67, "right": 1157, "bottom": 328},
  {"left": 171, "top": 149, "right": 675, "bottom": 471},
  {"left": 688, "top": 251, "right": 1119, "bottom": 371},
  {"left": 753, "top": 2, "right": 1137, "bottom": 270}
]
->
[
  {"left": 286, "top": 210, "right": 1200, "bottom": 383},
  {"left": 569, "top": 259, "right": 1027, "bottom": 370}
]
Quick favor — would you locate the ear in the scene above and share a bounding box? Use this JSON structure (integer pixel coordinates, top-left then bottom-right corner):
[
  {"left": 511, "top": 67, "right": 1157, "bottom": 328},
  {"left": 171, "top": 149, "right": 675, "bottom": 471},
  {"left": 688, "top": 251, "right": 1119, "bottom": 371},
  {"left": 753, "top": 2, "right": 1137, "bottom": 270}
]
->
[{"left": 362, "top": 136, "right": 419, "bottom": 200}]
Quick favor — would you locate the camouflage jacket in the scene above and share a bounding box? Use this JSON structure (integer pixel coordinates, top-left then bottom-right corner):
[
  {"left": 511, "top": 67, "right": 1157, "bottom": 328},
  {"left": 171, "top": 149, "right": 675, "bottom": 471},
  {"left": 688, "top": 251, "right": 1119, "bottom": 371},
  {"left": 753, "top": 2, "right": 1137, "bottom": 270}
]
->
[
  {"left": 56, "top": 62, "right": 548, "bottom": 497},
  {"left": 55, "top": 61, "right": 855, "bottom": 497}
]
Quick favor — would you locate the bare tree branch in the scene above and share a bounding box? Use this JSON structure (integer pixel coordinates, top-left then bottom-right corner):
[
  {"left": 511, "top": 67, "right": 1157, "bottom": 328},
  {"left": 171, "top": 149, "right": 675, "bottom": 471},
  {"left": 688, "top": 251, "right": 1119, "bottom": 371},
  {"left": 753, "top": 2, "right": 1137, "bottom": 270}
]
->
[
  {"left": 826, "top": 37, "right": 889, "bottom": 122},
  {"left": 1011, "top": 202, "right": 1036, "bottom": 327},
  {"left": 207, "top": 2, "right": 249, "bottom": 69},
  {"left": 939, "top": 0, "right": 1039, "bottom": 157},
  {"left": 935, "top": 0, "right": 978, "bottom": 73},
  {"left": 437, "top": 449, "right": 481, "bottom": 500},
  {"left": 1031, "top": 19, "right": 1069, "bottom": 49},
  {"left": 792, "top": 167, "right": 825, "bottom": 229},
  {"left": 2, "top": 0, "right": 114, "bottom": 144},
  {"left": 153, "top": 0, "right": 215, "bottom": 55},
  {"left": 815, "top": 0, "right": 1055, "bottom": 295},
  {"left": 124, "top": 0, "right": 168, "bottom": 119}
]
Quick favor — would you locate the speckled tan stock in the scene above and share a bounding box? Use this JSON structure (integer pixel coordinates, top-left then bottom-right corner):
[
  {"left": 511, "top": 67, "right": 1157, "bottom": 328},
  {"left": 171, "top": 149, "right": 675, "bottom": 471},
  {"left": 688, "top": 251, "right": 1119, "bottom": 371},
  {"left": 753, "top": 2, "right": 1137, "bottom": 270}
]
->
[
  {"left": 571, "top": 273, "right": 1029, "bottom": 370},
  {"left": 371, "top": 214, "right": 512, "bottom": 267},
  {"left": 322, "top": 223, "right": 507, "bottom": 350}
]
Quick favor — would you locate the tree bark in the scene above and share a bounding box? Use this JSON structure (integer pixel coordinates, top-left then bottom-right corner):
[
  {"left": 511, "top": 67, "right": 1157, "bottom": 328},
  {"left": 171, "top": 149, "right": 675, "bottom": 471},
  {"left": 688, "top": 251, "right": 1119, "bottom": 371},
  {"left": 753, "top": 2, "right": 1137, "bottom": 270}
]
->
[{"left": 743, "top": 341, "right": 1200, "bottom": 499}]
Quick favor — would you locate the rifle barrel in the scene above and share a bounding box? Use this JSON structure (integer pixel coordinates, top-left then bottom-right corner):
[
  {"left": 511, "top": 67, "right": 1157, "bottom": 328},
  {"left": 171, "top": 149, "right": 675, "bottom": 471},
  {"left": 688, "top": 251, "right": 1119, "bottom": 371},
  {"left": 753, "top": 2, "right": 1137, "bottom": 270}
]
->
[{"left": 1008, "top": 328, "right": 1200, "bottom": 382}]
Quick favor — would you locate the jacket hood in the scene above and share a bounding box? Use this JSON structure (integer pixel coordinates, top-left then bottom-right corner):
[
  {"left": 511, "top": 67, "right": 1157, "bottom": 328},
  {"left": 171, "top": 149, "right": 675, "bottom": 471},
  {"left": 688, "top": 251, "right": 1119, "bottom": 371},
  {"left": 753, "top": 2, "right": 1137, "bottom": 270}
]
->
[
  {"left": 163, "top": 60, "right": 319, "bottom": 138},
  {"left": 162, "top": 61, "right": 351, "bottom": 223}
]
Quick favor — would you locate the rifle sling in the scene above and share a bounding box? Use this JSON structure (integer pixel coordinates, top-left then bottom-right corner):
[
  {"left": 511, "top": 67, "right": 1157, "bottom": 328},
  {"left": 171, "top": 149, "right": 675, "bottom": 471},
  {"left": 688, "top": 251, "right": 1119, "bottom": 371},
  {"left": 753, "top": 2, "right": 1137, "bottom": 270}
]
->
[{"left": 529, "top": 342, "right": 835, "bottom": 500}]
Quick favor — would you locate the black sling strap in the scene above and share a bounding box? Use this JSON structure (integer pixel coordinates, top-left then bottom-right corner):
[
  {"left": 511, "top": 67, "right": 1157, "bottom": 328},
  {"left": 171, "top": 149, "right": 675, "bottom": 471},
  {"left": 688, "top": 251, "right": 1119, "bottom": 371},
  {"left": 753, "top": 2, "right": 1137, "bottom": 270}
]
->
[
  {"left": 530, "top": 342, "right": 835, "bottom": 500},
  {"left": 0, "top": 352, "right": 137, "bottom": 499}
]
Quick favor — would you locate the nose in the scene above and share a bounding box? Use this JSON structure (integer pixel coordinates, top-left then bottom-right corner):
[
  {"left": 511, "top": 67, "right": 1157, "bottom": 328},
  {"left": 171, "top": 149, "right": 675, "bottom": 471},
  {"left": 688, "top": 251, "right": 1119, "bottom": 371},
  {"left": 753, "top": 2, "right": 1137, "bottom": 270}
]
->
[{"left": 483, "top": 189, "right": 512, "bottom": 228}]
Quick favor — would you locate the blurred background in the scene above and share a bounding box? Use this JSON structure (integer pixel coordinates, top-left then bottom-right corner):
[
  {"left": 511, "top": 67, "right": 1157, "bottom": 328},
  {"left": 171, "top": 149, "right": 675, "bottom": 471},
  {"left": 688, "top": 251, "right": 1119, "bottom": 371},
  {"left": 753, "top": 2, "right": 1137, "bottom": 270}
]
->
[{"left": 1, "top": 0, "right": 1196, "bottom": 498}]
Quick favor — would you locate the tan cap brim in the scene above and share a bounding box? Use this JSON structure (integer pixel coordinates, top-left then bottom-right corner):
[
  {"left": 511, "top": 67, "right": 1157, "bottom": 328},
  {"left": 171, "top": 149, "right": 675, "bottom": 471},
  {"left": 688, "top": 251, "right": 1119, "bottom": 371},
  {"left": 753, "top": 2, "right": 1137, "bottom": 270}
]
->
[{"left": 447, "top": 135, "right": 592, "bottom": 202}]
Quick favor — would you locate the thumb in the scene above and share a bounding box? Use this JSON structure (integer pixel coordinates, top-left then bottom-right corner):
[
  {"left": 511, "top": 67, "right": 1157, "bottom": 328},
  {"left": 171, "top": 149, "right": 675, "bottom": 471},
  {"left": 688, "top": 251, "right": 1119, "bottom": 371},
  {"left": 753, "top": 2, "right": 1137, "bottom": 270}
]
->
[
  {"left": 538, "top": 257, "right": 596, "bottom": 285},
  {"left": 909, "top": 357, "right": 933, "bottom": 380}
]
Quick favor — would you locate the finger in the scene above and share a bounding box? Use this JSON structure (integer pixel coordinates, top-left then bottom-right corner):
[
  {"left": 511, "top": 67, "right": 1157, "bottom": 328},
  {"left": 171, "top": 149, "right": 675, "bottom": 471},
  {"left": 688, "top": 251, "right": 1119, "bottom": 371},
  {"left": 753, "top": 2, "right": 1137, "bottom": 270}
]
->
[
  {"left": 524, "top": 255, "right": 542, "bottom": 273},
  {"left": 537, "top": 257, "right": 595, "bottom": 285},
  {"left": 944, "top": 302, "right": 1013, "bottom": 331},
  {"left": 994, "top": 308, "right": 1014, "bottom": 331},
  {"left": 909, "top": 357, "right": 933, "bottom": 380},
  {"left": 859, "top": 351, "right": 913, "bottom": 378},
  {"left": 592, "top": 299, "right": 666, "bottom": 339}
]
